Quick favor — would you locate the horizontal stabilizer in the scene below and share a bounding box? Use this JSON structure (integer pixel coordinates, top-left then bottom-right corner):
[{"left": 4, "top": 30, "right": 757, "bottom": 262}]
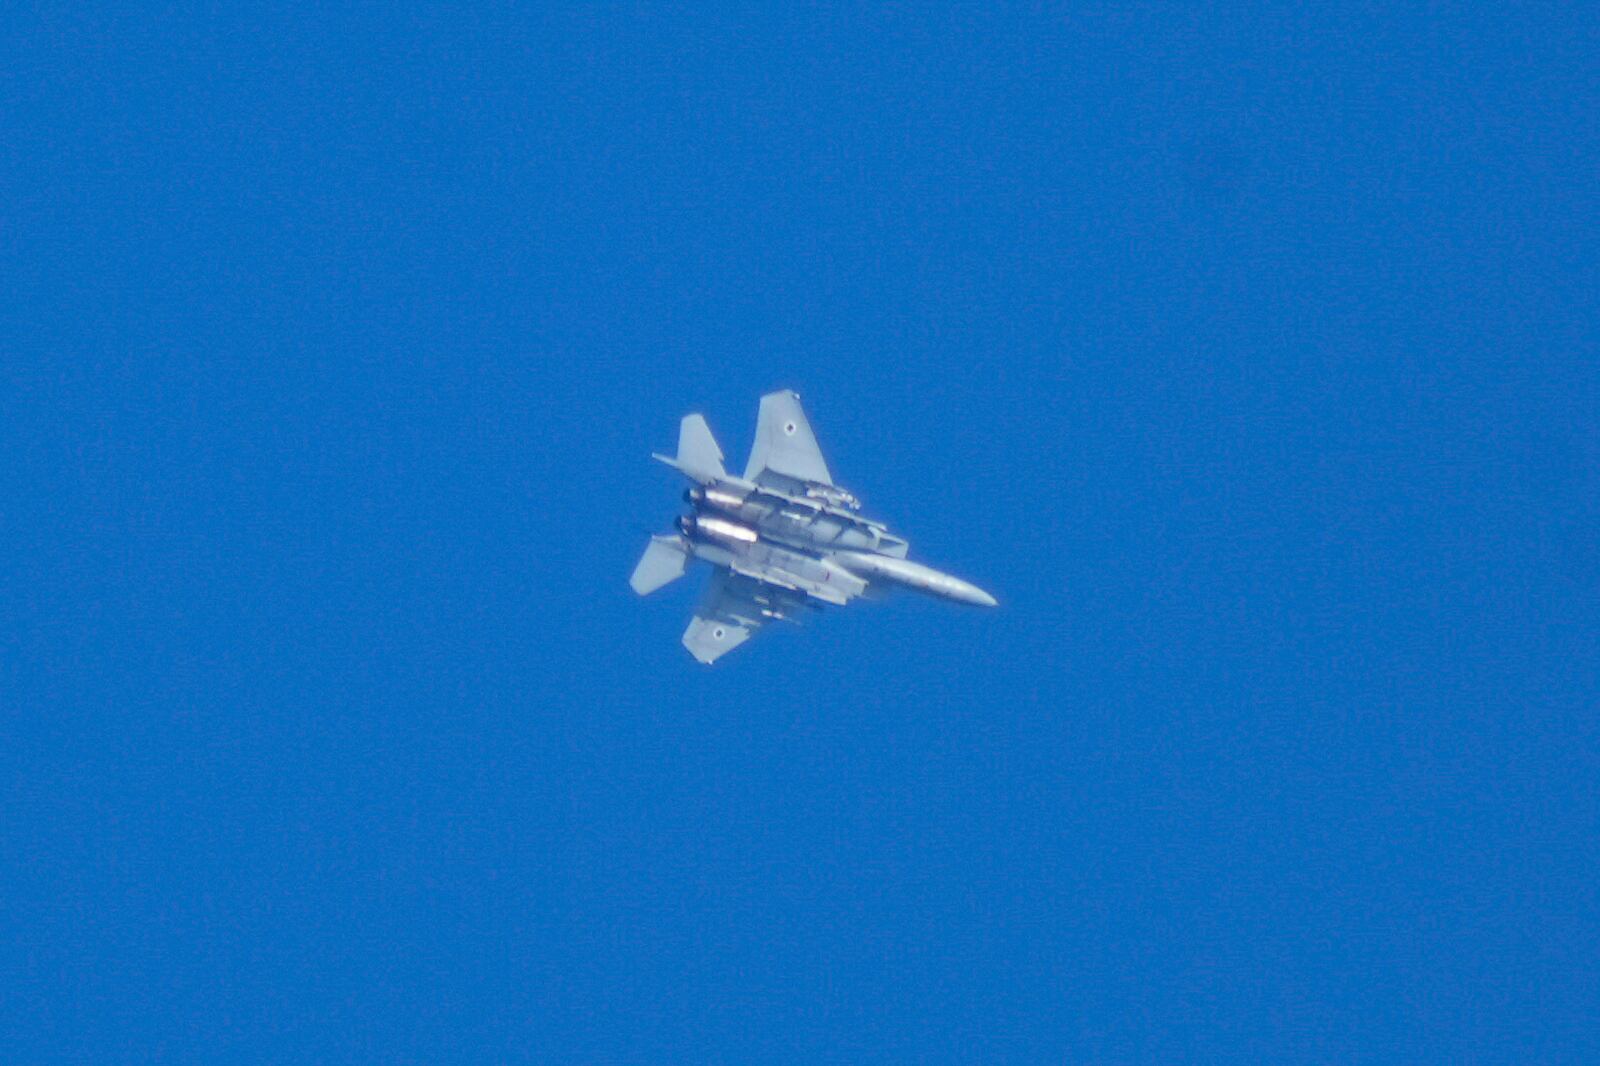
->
[
  {"left": 669, "top": 413, "right": 726, "bottom": 484},
  {"left": 630, "top": 534, "right": 690, "bottom": 595}
]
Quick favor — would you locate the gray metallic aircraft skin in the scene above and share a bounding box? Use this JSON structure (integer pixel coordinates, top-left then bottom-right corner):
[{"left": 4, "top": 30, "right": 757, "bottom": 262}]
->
[{"left": 632, "top": 390, "right": 997, "bottom": 664}]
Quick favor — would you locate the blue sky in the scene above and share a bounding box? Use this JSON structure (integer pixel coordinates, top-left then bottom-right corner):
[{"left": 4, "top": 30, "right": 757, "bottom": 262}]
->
[{"left": 6, "top": 5, "right": 1597, "bottom": 1062}]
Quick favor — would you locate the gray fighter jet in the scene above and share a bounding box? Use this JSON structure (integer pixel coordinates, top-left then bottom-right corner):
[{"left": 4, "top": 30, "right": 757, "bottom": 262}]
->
[{"left": 631, "top": 390, "right": 997, "bottom": 664}]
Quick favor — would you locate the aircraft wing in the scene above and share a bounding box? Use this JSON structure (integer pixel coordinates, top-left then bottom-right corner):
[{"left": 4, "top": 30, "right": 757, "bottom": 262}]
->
[
  {"left": 682, "top": 569, "right": 769, "bottom": 665},
  {"left": 743, "top": 389, "right": 833, "bottom": 487}
]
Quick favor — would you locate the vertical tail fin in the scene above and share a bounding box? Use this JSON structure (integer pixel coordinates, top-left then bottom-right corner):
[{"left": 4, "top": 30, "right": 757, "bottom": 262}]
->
[{"left": 653, "top": 413, "right": 725, "bottom": 483}]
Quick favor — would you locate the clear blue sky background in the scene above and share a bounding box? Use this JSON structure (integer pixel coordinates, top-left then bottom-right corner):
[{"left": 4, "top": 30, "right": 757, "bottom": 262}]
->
[{"left": 6, "top": 5, "right": 1596, "bottom": 1062}]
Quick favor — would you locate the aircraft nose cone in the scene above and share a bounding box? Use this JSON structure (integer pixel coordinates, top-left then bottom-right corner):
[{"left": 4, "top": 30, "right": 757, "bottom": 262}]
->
[{"left": 945, "top": 578, "right": 997, "bottom": 607}]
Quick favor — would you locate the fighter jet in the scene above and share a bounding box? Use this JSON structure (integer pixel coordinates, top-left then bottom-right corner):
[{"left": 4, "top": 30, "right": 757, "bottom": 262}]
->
[{"left": 631, "top": 390, "right": 997, "bottom": 664}]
